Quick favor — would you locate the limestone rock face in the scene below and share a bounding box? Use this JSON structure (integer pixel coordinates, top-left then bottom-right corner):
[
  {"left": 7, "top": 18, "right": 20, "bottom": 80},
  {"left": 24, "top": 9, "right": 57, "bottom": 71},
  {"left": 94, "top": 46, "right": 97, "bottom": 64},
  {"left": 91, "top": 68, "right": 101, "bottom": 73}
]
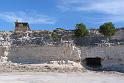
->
[
  {"left": 7, "top": 46, "right": 81, "bottom": 64},
  {"left": 80, "top": 46, "right": 124, "bottom": 71}
]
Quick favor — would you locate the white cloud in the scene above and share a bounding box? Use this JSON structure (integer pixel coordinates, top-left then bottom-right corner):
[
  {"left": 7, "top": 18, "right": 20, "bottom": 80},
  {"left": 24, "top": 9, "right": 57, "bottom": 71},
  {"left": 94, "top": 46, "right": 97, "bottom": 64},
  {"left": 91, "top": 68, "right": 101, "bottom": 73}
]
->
[
  {"left": 57, "top": 0, "right": 124, "bottom": 14},
  {"left": 57, "top": 0, "right": 124, "bottom": 23},
  {"left": 77, "top": 0, "right": 124, "bottom": 15},
  {"left": 57, "top": 0, "right": 95, "bottom": 12},
  {"left": 0, "top": 11, "right": 57, "bottom": 24}
]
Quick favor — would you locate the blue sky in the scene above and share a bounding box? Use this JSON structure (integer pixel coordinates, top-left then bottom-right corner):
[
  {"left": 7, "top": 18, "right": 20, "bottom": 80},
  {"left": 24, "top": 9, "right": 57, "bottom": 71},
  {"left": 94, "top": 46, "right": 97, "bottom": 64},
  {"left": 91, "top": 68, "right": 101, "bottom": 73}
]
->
[{"left": 0, "top": 0, "right": 124, "bottom": 31}]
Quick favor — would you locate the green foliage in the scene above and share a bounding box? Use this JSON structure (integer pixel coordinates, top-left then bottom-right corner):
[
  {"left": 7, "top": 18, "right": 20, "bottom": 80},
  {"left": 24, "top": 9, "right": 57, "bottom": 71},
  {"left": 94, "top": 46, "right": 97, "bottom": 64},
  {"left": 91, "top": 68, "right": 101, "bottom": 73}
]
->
[
  {"left": 99, "top": 22, "right": 116, "bottom": 38},
  {"left": 51, "top": 32, "right": 60, "bottom": 41},
  {"left": 74, "top": 23, "right": 89, "bottom": 38},
  {"left": 56, "top": 28, "right": 65, "bottom": 30},
  {"left": 53, "top": 28, "right": 65, "bottom": 32}
]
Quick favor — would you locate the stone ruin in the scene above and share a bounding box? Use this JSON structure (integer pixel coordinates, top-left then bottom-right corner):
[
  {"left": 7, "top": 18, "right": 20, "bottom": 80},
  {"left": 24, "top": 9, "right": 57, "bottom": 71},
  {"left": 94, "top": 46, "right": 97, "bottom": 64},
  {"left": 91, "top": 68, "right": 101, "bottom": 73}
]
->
[
  {"left": 0, "top": 22, "right": 124, "bottom": 72},
  {"left": 0, "top": 43, "right": 124, "bottom": 72}
]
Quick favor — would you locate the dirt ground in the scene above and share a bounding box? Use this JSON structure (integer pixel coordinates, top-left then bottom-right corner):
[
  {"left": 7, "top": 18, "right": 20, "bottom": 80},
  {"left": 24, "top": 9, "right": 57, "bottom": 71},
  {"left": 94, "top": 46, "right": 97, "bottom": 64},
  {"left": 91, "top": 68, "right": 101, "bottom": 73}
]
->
[{"left": 0, "top": 71, "right": 124, "bottom": 83}]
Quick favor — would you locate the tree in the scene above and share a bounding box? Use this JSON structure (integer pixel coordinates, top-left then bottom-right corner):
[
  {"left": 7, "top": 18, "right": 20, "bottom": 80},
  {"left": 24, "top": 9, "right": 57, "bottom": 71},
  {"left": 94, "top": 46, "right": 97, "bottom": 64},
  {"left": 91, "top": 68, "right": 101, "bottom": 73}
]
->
[
  {"left": 74, "top": 23, "right": 89, "bottom": 38},
  {"left": 99, "top": 22, "right": 116, "bottom": 40}
]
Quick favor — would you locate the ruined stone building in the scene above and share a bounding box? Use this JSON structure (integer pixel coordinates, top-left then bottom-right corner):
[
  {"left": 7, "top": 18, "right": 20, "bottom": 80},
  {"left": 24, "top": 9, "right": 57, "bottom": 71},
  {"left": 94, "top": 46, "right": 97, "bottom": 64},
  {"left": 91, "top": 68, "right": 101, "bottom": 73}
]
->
[{"left": 15, "top": 21, "right": 31, "bottom": 32}]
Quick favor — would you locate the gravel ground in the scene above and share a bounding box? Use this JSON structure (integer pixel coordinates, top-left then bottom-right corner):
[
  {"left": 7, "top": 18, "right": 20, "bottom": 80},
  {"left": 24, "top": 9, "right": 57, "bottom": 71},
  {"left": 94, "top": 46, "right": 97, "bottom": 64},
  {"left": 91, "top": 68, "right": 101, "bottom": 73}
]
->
[
  {"left": 0, "top": 63, "right": 85, "bottom": 73},
  {"left": 0, "top": 71, "right": 124, "bottom": 83}
]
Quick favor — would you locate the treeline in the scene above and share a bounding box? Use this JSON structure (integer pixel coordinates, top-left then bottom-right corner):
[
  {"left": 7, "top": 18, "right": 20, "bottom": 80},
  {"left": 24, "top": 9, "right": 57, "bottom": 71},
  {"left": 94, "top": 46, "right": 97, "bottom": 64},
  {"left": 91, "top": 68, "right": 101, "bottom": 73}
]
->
[
  {"left": 52, "top": 22, "right": 116, "bottom": 41},
  {"left": 74, "top": 22, "right": 116, "bottom": 40}
]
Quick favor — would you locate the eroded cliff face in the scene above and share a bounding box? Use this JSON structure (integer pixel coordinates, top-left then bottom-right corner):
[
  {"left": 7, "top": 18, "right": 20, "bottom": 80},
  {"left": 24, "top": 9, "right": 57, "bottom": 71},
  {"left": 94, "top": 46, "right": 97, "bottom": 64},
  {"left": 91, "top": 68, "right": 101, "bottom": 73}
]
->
[
  {"left": 0, "top": 46, "right": 7, "bottom": 63},
  {"left": 80, "top": 46, "right": 124, "bottom": 72},
  {"left": 1, "top": 44, "right": 124, "bottom": 72},
  {"left": 7, "top": 45, "right": 81, "bottom": 64}
]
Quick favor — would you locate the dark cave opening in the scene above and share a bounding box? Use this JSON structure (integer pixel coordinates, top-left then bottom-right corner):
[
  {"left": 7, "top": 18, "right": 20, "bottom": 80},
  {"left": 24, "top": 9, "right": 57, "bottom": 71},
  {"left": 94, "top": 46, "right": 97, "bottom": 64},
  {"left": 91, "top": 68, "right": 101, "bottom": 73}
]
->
[{"left": 84, "top": 58, "right": 102, "bottom": 68}]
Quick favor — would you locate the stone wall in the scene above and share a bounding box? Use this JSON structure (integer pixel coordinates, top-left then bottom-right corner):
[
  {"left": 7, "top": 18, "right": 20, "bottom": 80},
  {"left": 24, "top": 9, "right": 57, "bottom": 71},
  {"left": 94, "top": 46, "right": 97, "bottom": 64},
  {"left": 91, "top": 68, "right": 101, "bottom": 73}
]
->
[
  {"left": 2, "top": 44, "right": 124, "bottom": 72},
  {"left": 8, "top": 46, "right": 80, "bottom": 64},
  {"left": 80, "top": 46, "right": 124, "bottom": 71},
  {"left": 0, "top": 46, "right": 4, "bottom": 57}
]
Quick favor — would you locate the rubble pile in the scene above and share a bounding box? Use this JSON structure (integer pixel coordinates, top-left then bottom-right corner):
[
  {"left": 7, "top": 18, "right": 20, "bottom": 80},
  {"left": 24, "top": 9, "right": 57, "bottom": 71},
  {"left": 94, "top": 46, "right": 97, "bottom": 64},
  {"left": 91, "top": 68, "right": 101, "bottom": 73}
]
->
[{"left": 0, "top": 63, "right": 85, "bottom": 72}]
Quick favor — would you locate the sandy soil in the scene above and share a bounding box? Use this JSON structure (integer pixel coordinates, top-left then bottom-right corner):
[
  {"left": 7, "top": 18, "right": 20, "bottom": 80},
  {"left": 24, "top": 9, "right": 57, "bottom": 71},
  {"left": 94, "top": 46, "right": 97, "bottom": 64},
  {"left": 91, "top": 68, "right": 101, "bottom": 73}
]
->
[{"left": 0, "top": 71, "right": 124, "bottom": 83}]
